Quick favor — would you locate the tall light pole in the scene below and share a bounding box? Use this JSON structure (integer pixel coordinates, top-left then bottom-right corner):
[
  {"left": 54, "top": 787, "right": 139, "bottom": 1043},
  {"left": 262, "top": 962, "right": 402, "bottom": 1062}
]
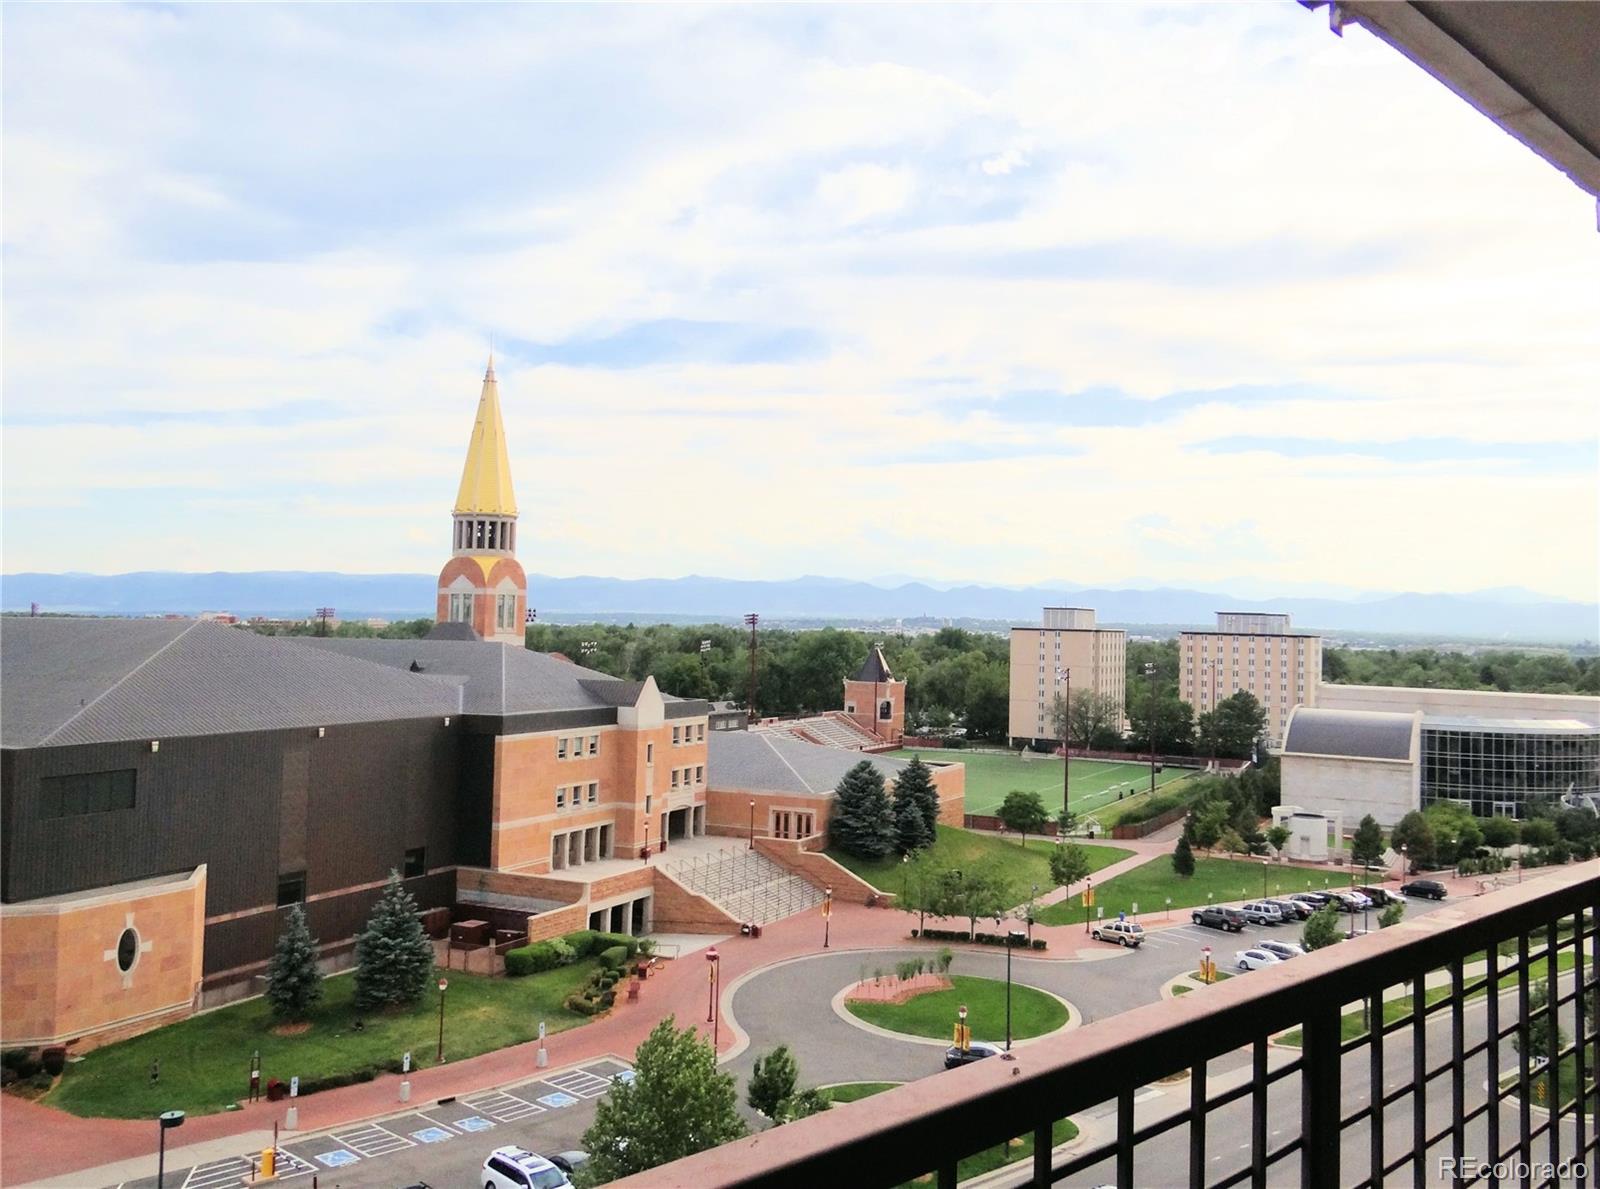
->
[
  {"left": 1004, "top": 928, "right": 1026, "bottom": 1051},
  {"left": 743, "top": 613, "right": 760, "bottom": 721},
  {"left": 435, "top": 977, "right": 449, "bottom": 1063},
  {"left": 156, "top": 1110, "right": 185, "bottom": 1188},
  {"left": 1142, "top": 662, "right": 1158, "bottom": 795},
  {"left": 1056, "top": 666, "right": 1072, "bottom": 821},
  {"left": 1202, "top": 660, "right": 1218, "bottom": 770},
  {"left": 822, "top": 886, "right": 833, "bottom": 948},
  {"left": 1261, "top": 859, "right": 1269, "bottom": 900},
  {"left": 748, "top": 800, "right": 755, "bottom": 849}
]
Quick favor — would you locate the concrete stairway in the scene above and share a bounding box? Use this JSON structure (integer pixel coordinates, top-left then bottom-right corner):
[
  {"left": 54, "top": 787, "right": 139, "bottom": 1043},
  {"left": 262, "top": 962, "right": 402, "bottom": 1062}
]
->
[{"left": 664, "top": 845, "right": 827, "bottom": 926}]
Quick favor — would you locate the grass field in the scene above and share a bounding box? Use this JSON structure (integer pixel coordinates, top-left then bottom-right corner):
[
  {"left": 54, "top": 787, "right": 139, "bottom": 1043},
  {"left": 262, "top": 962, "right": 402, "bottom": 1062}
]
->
[
  {"left": 846, "top": 974, "right": 1069, "bottom": 1041},
  {"left": 827, "top": 824, "right": 1132, "bottom": 908},
  {"left": 892, "top": 748, "right": 1192, "bottom": 819},
  {"left": 48, "top": 962, "right": 597, "bottom": 1118},
  {"left": 1034, "top": 856, "right": 1340, "bottom": 926}
]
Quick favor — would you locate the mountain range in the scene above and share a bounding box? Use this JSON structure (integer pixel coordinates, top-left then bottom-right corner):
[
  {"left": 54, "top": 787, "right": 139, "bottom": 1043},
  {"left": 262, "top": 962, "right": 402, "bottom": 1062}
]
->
[{"left": 3, "top": 571, "right": 1595, "bottom": 643}]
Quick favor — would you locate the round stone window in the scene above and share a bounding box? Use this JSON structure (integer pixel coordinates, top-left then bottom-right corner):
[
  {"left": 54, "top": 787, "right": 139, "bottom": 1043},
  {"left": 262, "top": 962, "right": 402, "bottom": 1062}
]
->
[{"left": 117, "top": 927, "right": 139, "bottom": 973}]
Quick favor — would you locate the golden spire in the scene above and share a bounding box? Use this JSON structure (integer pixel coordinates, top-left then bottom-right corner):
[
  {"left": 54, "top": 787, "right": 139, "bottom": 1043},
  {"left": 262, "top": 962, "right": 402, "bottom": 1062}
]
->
[{"left": 452, "top": 355, "right": 518, "bottom": 516}]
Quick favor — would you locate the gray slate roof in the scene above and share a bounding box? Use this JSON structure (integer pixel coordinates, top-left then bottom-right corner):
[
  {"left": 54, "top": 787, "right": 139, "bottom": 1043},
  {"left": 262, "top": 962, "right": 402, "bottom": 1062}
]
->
[
  {"left": 1282, "top": 707, "right": 1418, "bottom": 762},
  {"left": 295, "top": 638, "right": 689, "bottom": 716},
  {"left": 707, "top": 731, "right": 915, "bottom": 796},
  {"left": 2, "top": 618, "right": 461, "bottom": 748},
  {"left": 854, "top": 646, "right": 893, "bottom": 683}
]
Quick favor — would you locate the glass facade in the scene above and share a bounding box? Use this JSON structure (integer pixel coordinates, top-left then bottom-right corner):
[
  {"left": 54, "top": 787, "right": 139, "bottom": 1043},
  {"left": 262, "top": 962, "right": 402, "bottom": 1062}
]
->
[{"left": 1421, "top": 724, "right": 1600, "bottom": 817}]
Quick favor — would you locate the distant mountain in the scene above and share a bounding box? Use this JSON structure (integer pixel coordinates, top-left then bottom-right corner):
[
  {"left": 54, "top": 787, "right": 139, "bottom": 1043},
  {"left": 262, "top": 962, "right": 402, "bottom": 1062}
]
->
[{"left": 4, "top": 571, "right": 1595, "bottom": 643}]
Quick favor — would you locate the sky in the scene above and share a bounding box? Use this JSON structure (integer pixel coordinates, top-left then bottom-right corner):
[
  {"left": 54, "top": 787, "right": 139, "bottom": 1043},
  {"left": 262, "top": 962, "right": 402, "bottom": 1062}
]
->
[{"left": 4, "top": 4, "right": 1598, "bottom": 602}]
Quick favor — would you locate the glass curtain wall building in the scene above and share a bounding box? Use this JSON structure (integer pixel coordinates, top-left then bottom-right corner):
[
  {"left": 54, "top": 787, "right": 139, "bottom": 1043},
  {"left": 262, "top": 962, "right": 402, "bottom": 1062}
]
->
[{"left": 1420, "top": 717, "right": 1600, "bottom": 817}]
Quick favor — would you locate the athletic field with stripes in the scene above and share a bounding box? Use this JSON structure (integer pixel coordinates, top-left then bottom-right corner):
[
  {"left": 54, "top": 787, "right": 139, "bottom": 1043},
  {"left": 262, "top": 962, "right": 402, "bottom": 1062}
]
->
[{"left": 890, "top": 748, "right": 1193, "bottom": 818}]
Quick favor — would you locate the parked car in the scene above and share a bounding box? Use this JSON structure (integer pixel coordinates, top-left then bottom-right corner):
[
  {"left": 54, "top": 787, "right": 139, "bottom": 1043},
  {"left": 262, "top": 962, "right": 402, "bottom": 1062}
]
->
[
  {"left": 944, "top": 1041, "right": 1002, "bottom": 1070},
  {"left": 1235, "top": 948, "right": 1282, "bottom": 971},
  {"left": 1400, "top": 880, "right": 1448, "bottom": 900},
  {"left": 1240, "top": 901, "right": 1285, "bottom": 926},
  {"left": 483, "top": 1147, "right": 573, "bottom": 1189},
  {"left": 1355, "top": 886, "right": 1400, "bottom": 906},
  {"left": 1091, "top": 920, "right": 1145, "bottom": 947},
  {"left": 1342, "top": 890, "right": 1374, "bottom": 909},
  {"left": 1258, "top": 940, "right": 1306, "bottom": 961},
  {"left": 548, "top": 1153, "right": 590, "bottom": 1178},
  {"left": 1192, "top": 905, "right": 1246, "bottom": 933},
  {"left": 1288, "top": 892, "right": 1333, "bottom": 911},
  {"left": 1326, "top": 892, "right": 1367, "bottom": 914},
  {"left": 1266, "top": 897, "right": 1313, "bottom": 921}
]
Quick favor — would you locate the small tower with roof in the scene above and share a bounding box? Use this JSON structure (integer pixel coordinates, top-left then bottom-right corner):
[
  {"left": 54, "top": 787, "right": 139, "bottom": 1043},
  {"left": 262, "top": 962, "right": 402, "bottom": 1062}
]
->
[
  {"left": 435, "top": 356, "right": 528, "bottom": 646},
  {"left": 843, "top": 644, "right": 904, "bottom": 744}
]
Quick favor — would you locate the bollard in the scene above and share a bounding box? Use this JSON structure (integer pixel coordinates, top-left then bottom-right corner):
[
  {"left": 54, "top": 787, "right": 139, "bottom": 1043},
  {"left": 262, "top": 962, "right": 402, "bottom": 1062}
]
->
[
  {"left": 284, "top": 1105, "right": 298, "bottom": 1131},
  {"left": 261, "top": 1148, "right": 276, "bottom": 1178},
  {"left": 537, "top": 1048, "right": 548, "bottom": 1068},
  {"left": 399, "top": 1080, "right": 411, "bottom": 1102}
]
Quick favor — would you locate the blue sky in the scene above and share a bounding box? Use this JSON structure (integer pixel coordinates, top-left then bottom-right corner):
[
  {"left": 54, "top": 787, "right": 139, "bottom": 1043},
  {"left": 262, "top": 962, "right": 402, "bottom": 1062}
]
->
[{"left": 3, "top": 4, "right": 1596, "bottom": 600}]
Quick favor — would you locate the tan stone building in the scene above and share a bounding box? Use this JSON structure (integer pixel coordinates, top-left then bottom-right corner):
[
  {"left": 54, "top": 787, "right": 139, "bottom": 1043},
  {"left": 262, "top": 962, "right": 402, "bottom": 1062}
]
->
[
  {"left": 1179, "top": 612, "right": 1321, "bottom": 749},
  {"left": 1008, "top": 607, "right": 1126, "bottom": 747}
]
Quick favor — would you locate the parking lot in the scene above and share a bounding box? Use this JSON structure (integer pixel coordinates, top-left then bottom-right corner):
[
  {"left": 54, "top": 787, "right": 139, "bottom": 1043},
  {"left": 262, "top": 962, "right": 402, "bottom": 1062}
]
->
[{"left": 109, "top": 1057, "right": 633, "bottom": 1189}]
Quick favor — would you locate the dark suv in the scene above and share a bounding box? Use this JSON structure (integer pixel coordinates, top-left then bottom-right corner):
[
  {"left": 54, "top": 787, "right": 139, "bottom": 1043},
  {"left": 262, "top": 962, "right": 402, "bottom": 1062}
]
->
[
  {"left": 1400, "top": 879, "right": 1447, "bottom": 900},
  {"left": 1191, "top": 905, "right": 1245, "bottom": 932},
  {"left": 1266, "top": 897, "right": 1312, "bottom": 920},
  {"left": 1355, "top": 885, "right": 1399, "bottom": 906}
]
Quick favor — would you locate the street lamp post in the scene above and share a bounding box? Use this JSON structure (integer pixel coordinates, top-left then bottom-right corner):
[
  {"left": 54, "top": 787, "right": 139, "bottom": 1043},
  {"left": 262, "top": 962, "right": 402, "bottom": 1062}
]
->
[
  {"left": 1142, "top": 662, "right": 1158, "bottom": 795},
  {"left": 957, "top": 1003, "right": 969, "bottom": 1055},
  {"left": 1028, "top": 883, "right": 1038, "bottom": 943},
  {"left": 435, "top": 978, "right": 449, "bottom": 1064},
  {"left": 748, "top": 800, "right": 755, "bottom": 849},
  {"left": 1400, "top": 842, "right": 1408, "bottom": 880},
  {"left": 1056, "top": 666, "right": 1072, "bottom": 821},
  {"left": 1004, "top": 929, "right": 1026, "bottom": 1051},
  {"left": 822, "top": 886, "right": 833, "bottom": 949},
  {"left": 1262, "top": 859, "right": 1269, "bottom": 900},
  {"left": 705, "top": 945, "right": 719, "bottom": 1022},
  {"left": 156, "top": 1110, "right": 185, "bottom": 1189}
]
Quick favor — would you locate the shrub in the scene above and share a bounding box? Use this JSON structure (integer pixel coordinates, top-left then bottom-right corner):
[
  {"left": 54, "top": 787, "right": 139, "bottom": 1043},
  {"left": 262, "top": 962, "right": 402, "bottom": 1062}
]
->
[
  {"left": 598, "top": 945, "right": 629, "bottom": 971},
  {"left": 549, "top": 937, "right": 577, "bottom": 966},
  {"left": 1031, "top": 938, "right": 1047, "bottom": 950},
  {"left": 937, "top": 946, "right": 954, "bottom": 973},
  {"left": 562, "top": 930, "right": 599, "bottom": 958},
  {"left": 592, "top": 932, "right": 640, "bottom": 958},
  {"left": 505, "top": 942, "right": 561, "bottom": 976},
  {"left": 40, "top": 1047, "right": 66, "bottom": 1077},
  {"left": 1, "top": 1049, "right": 33, "bottom": 1072},
  {"left": 30, "top": 1071, "right": 53, "bottom": 1090}
]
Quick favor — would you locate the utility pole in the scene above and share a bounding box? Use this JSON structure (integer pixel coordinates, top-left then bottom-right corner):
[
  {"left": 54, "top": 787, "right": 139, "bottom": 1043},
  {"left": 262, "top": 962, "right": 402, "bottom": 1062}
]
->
[
  {"left": 1143, "top": 662, "right": 1158, "bottom": 795},
  {"left": 744, "top": 613, "right": 760, "bottom": 721},
  {"left": 314, "top": 607, "right": 335, "bottom": 637}
]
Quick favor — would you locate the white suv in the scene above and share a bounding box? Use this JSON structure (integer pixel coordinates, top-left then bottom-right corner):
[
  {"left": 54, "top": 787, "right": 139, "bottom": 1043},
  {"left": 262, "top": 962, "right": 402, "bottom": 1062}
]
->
[{"left": 483, "top": 1147, "right": 573, "bottom": 1189}]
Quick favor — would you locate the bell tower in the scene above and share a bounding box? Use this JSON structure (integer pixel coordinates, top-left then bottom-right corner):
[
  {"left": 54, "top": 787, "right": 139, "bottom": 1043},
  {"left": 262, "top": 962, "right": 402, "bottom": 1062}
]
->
[{"left": 435, "top": 356, "right": 528, "bottom": 645}]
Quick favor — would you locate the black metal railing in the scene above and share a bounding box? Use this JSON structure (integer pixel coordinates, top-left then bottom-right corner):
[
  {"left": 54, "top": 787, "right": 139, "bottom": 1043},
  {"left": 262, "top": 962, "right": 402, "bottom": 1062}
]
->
[{"left": 614, "top": 865, "right": 1598, "bottom": 1188}]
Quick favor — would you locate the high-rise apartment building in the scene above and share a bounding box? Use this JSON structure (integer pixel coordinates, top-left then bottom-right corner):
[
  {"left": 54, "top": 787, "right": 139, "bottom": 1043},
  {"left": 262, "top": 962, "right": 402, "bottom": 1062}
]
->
[
  {"left": 1179, "top": 612, "right": 1321, "bottom": 749},
  {"left": 1008, "top": 607, "right": 1126, "bottom": 747}
]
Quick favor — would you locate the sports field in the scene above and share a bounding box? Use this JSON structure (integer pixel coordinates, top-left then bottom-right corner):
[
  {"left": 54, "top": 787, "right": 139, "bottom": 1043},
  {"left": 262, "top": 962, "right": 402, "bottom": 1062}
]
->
[{"left": 891, "top": 748, "right": 1192, "bottom": 818}]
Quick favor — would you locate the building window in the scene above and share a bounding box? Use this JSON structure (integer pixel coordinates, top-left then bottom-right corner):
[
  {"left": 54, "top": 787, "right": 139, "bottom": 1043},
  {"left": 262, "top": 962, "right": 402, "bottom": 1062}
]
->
[
  {"left": 558, "top": 738, "right": 568, "bottom": 759},
  {"left": 695, "top": 765, "right": 704, "bottom": 785},
  {"left": 671, "top": 769, "right": 680, "bottom": 788},
  {"left": 449, "top": 592, "right": 473, "bottom": 623},
  {"left": 557, "top": 787, "right": 566, "bottom": 809},
  {"left": 277, "top": 871, "right": 306, "bottom": 907},
  {"left": 41, "top": 769, "right": 137, "bottom": 817},
  {"left": 588, "top": 735, "right": 599, "bottom": 755},
  {"left": 116, "top": 927, "right": 140, "bottom": 973},
  {"left": 646, "top": 743, "right": 654, "bottom": 763},
  {"left": 404, "top": 847, "right": 426, "bottom": 877},
  {"left": 696, "top": 724, "right": 705, "bottom": 742},
  {"left": 588, "top": 782, "right": 598, "bottom": 804},
  {"left": 673, "top": 726, "right": 681, "bottom": 746}
]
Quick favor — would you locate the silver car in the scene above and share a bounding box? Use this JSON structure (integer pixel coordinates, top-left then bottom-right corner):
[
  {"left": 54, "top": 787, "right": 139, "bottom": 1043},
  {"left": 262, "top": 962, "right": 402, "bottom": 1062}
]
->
[{"left": 1240, "top": 901, "right": 1284, "bottom": 926}]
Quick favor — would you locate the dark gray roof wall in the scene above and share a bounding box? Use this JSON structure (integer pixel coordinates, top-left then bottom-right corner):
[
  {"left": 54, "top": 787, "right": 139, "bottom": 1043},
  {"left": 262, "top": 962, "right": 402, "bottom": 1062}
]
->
[
  {"left": 1282, "top": 708, "right": 1418, "bottom": 761},
  {"left": 853, "top": 646, "right": 894, "bottom": 683},
  {"left": 707, "top": 731, "right": 915, "bottom": 796},
  {"left": 1, "top": 618, "right": 461, "bottom": 747}
]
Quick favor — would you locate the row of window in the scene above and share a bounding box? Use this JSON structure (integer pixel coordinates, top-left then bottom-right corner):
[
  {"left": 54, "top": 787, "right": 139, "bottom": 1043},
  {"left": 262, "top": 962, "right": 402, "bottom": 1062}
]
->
[
  {"left": 556, "top": 782, "right": 600, "bottom": 810},
  {"left": 557, "top": 734, "right": 601, "bottom": 759},
  {"left": 671, "top": 723, "right": 706, "bottom": 746},
  {"left": 445, "top": 592, "right": 521, "bottom": 629},
  {"left": 670, "top": 765, "right": 705, "bottom": 790}
]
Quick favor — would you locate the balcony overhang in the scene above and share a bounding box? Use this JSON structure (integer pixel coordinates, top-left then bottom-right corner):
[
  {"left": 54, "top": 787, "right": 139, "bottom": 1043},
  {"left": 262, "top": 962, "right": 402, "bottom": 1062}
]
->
[{"left": 1306, "top": 1, "right": 1600, "bottom": 206}]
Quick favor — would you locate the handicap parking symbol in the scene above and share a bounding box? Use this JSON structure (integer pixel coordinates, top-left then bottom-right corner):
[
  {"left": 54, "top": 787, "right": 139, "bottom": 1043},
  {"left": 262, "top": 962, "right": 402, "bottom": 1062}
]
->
[
  {"left": 537, "top": 1092, "right": 579, "bottom": 1109},
  {"left": 616, "top": 1070, "right": 636, "bottom": 1084},
  {"left": 457, "top": 1115, "right": 494, "bottom": 1132},
  {"left": 411, "top": 1126, "right": 454, "bottom": 1143},
  {"left": 316, "top": 1150, "right": 359, "bottom": 1168}
]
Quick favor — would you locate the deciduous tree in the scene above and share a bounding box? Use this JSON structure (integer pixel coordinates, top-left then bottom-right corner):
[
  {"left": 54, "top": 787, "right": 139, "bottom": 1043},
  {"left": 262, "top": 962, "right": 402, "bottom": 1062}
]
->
[
  {"left": 1049, "top": 841, "right": 1092, "bottom": 890},
  {"left": 747, "top": 1045, "right": 799, "bottom": 1119},
  {"left": 1302, "top": 906, "right": 1344, "bottom": 951},
  {"left": 1390, "top": 811, "right": 1436, "bottom": 870},
  {"left": 998, "top": 790, "right": 1050, "bottom": 848},
  {"left": 1350, "top": 815, "right": 1385, "bottom": 868}
]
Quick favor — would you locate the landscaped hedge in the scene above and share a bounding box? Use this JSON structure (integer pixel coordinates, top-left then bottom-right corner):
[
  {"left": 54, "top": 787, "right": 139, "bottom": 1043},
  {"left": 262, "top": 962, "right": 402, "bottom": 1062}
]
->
[
  {"left": 505, "top": 941, "right": 561, "bottom": 976},
  {"left": 597, "top": 945, "right": 629, "bottom": 971},
  {"left": 911, "top": 929, "right": 1046, "bottom": 950},
  {"left": 506, "top": 928, "right": 644, "bottom": 977}
]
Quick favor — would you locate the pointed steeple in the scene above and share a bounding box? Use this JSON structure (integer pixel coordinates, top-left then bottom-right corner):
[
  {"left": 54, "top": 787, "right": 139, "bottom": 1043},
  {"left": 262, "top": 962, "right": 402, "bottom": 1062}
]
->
[{"left": 453, "top": 354, "right": 517, "bottom": 516}]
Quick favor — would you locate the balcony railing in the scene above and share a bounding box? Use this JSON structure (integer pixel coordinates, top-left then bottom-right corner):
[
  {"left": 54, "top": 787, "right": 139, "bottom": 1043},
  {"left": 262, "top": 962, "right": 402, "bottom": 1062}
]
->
[{"left": 616, "top": 864, "right": 1597, "bottom": 1188}]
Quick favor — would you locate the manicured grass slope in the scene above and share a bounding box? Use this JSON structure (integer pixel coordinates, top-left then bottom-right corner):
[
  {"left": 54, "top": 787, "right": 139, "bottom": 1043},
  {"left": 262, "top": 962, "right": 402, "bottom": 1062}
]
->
[
  {"left": 821, "top": 1081, "right": 901, "bottom": 1104},
  {"left": 1036, "top": 856, "right": 1351, "bottom": 926},
  {"left": 49, "top": 963, "right": 598, "bottom": 1118},
  {"left": 827, "top": 825, "right": 1130, "bottom": 907},
  {"left": 891, "top": 749, "right": 1189, "bottom": 817},
  {"left": 845, "top": 975, "right": 1068, "bottom": 1041}
]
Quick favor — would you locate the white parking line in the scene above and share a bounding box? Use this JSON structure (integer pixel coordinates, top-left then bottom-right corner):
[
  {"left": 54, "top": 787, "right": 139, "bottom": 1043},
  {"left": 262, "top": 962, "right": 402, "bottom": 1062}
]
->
[
  {"left": 333, "top": 1121, "right": 414, "bottom": 1158},
  {"left": 546, "top": 1069, "right": 611, "bottom": 1097},
  {"left": 181, "top": 1156, "right": 252, "bottom": 1189},
  {"left": 467, "top": 1089, "right": 547, "bottom": 1122}
]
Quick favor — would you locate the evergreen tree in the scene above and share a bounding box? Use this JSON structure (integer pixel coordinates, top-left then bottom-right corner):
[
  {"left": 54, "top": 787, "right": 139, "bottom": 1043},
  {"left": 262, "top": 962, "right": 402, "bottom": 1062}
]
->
[
  {"left": 893, "top": 790, "right": 933, "bottom": 853},
  {"left": 353, "top": 871, "right": 436, "bottom": 1012},
  {"left": 894, "top": 756, "right": 941, "bottom": 839},
  {"left": 579, "top": 1017, "right": 747, "bottom": 1186},
  {"left": 829, "top": 761, "right": 897, "bottom": 860},
  {"left": 747, "top": 1044, "right": 800, "bottom": 1118},
  {"left": 1172, "top": 835, "right": 1196, "bottom": 877},
  {"left": 1350, "top": 815, "right": 1385, "bottom": 868},
  {"left": 265, "top": 903, "right": 323, "bottom": 1022}
]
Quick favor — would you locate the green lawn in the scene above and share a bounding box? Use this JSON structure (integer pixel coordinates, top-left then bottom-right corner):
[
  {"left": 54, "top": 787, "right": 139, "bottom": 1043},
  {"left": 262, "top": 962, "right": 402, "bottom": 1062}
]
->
[
  {"left": 821, "top": 1081, "right": 902, "bottom": 1104},
  {"left": 1502, "top": 1052, "right": 1598, "bottom": 1115},
  {"left": 1035, "top": 856, "right": 1353, "bottom": 926},
  {"left": 827, "top": 824, "right": 1131, "bottom": 909},
  {"left": 814, "top": 1081, "right": 1078, "bottom": 1183},
  {"left": 891, "top": 749, "right": 1190, "bottom": 818},
  {"left": 49, "top": 963, "right": 599, "bottom": 1118},
  {"left": 845, "top": 975, "right": 1068, "bottom": 1042}
]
